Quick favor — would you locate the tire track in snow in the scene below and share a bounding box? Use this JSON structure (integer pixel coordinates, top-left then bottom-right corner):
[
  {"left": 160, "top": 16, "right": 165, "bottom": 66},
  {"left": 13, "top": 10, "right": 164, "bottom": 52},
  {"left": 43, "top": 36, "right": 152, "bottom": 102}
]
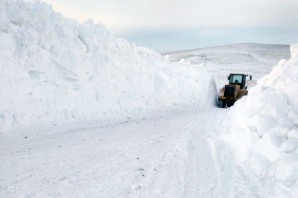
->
[
  {"left": 0, "top": 108, "right": 266, "bottom": 198},
  {"left": 182, "top": 131, "right": 217, "bottom": 197},
  {"left": 130, "top": 119, "right": 196, "bottom": 198},
  {"left": 180, "top": 107, "right": 265, "bottom": 198},
  {"left": 181, "top": 108, "right": 220, "bottom": 198}
]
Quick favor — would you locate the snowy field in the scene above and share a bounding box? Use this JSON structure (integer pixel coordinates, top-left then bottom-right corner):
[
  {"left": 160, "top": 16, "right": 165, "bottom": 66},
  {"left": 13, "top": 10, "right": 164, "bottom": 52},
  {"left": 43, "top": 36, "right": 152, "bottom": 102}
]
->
[
  {"left": 164, "top": 43, "right": 290, "bottom": 89},
  {"left": 1, "top": 1, "right": 297, "bottom": 198}
]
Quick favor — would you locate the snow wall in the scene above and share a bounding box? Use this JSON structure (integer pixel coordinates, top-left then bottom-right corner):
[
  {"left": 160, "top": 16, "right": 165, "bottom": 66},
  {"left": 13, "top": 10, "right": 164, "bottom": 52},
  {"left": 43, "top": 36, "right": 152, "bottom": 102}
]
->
[
  {"left": 223, "top": 44, "right": 298, "bottom": 197},
  {"left": 0, "top": 0, "right": 211, "bottom": 132}
]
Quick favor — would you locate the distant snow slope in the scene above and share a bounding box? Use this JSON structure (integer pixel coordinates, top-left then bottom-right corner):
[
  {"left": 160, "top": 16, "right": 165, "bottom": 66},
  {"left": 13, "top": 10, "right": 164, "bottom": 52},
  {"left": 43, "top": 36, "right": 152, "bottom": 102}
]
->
[
  {"left": 0, "top": 0, "right": 210, "bottom": 132},
  {"left": 164, "top": 43, "right": 290, "bottom": 88},
  {"left": 223, "top": 44, "right": 298, "bottom": 197}
]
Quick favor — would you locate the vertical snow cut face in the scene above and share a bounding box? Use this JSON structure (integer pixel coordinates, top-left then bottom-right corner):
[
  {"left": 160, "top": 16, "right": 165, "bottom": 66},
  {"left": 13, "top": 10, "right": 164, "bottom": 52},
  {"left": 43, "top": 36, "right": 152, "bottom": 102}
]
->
[
  {"left": 223, "top": 44, "right": 298, "bottom": 197},
  {"left": 0, "top": 0, "right": 211, "bottom": 132}
]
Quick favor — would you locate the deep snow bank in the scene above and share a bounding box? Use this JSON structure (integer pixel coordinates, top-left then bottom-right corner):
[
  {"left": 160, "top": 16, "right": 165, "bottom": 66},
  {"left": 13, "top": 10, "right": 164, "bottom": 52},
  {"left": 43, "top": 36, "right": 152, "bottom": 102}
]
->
[
  {"left": 223, "top": 44, "right": 298, "bottom": 197},
  {"left": 0, "top": 0, "right": 210, "bottom": 132}
]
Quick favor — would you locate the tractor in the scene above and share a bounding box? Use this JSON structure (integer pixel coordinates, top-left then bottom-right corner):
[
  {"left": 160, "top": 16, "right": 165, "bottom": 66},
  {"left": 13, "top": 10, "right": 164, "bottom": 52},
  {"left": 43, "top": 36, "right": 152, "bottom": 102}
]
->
[{"left": 217, "top": 73, "right": 252, "bottom": 108}]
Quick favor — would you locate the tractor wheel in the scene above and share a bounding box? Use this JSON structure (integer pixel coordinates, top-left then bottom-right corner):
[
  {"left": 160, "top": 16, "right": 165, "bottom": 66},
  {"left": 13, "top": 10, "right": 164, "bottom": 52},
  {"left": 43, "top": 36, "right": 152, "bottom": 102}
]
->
[
  {"left": 218, "top": 100, "right": 226, "bottom": 108},
  {"left": 222, "top": 101, "right": 227, "bottom": 108},
  {"left": 227, "top": 102, "right": 235, "bottom": 107}
]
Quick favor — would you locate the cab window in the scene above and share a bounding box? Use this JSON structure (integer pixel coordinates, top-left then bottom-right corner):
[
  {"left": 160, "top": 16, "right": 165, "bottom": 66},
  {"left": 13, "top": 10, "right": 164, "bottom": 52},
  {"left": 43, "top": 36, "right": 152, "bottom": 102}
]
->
[{"left": 230, "top": 75, "right": 243, "bottom": 83}]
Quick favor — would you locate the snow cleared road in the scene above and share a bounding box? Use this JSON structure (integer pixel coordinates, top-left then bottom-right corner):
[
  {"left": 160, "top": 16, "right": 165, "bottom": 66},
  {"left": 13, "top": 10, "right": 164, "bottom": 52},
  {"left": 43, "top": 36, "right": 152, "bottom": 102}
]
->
[
  {"left": 0, "top": 105, "right": 266, "bottom": 198},
  {"left": 0, "top": 1, "right": 294, "bottom": 197}
]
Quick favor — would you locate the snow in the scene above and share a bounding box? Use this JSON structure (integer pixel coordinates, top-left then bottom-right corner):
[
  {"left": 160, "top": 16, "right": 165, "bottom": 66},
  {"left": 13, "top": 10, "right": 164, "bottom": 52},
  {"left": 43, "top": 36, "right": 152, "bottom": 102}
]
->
[
  {"left": 223, "top": 44, "right": 298, "bottom": 197},
  {"left": 1, "top": 106, "right": 267, "bottom": 198},
  {"left": 0, "top": 0, "right": 297, "bottom": 198},
  {"left": 0, "top": 0, "right": 210, "bottom": 132},
  {"left": 164, "top": 43, "right": 290, "bottom": 89}
]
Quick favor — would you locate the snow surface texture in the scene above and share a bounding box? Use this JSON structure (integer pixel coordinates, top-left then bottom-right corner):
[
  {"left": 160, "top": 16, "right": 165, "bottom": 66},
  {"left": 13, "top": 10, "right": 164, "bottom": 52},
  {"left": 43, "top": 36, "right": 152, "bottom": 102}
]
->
[
  {"left": 223, "top": 44, "right": 298, "bottom": 197},
  {"left": 0, "top": 0, "right": 210, "bottom": 132},
  {"left": 1, "top": 1, "right": 297, "bottom": 198},
  {"left": 3, "top": 107, "right": 261, "bottom": 198}
]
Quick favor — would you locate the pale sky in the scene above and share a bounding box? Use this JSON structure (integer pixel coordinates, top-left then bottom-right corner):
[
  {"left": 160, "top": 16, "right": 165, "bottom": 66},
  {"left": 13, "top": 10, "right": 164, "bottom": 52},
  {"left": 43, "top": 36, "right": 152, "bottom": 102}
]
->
[{"left": 42, "top": 0, "right": 298, "bottom": 52}]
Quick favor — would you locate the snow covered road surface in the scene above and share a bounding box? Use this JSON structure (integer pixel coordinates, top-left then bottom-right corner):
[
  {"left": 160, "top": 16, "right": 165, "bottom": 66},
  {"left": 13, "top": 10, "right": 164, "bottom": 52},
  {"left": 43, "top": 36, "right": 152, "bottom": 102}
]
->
[
  {"left": 0, "top": 106, "right": 266, "bottom": 198},
  {"left": 1, "top": 1, "right": 294, "bottom": 197}
]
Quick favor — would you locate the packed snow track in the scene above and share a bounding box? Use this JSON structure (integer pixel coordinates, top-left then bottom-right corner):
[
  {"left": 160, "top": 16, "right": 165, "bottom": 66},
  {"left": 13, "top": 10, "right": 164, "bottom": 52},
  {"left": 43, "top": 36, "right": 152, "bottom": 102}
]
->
[{"left": 0, "top": 106, "right": 265, "bottom": 198}]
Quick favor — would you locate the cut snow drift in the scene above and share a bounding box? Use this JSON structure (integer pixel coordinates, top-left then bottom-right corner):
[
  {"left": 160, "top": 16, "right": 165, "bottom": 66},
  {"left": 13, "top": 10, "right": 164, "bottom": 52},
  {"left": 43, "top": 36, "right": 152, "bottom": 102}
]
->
[
  {"left": 0, "top": 1, "right": 210, "bottom": 132},
  {"left": 223, "top": 44, "right": 298, "bottom": 197}
]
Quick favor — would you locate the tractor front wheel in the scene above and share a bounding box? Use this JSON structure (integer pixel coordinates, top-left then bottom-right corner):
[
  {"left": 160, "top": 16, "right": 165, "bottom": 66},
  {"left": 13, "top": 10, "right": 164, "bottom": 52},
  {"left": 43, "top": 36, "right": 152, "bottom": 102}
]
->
[{"left": 218, "top": 100, "right": 226, "bottom": 108}]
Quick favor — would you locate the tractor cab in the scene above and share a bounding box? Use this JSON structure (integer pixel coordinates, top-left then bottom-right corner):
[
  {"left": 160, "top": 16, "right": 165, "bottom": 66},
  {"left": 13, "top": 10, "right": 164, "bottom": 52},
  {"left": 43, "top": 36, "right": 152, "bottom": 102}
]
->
[{"left": 228, "top": 74, "right": 252, "bottom": 89}]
